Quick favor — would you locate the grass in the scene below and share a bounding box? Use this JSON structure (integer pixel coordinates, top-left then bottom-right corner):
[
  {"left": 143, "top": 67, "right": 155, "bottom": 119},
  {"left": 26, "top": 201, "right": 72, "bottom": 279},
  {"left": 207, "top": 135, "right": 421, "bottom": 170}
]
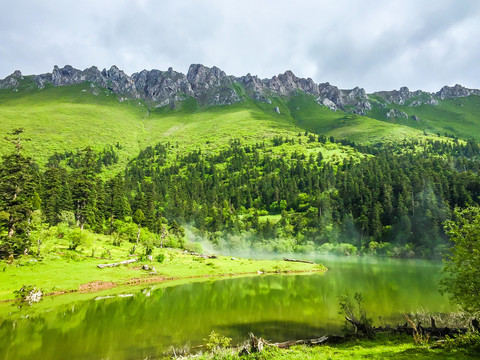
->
[
  {"left": 0, "top": 84, "right": 461, "bottom": 178},
  {"left": 367, "top": 94, "right": 480, "bottom": 140},
  {"left": 0, "top": 230, "right": 323, "bottom": 302},
  {"left": 286, "top": 93, "right": 432, "bottom": 144},
  {"left": 189, "top": 333, "right": 476, "bottom": 359}
]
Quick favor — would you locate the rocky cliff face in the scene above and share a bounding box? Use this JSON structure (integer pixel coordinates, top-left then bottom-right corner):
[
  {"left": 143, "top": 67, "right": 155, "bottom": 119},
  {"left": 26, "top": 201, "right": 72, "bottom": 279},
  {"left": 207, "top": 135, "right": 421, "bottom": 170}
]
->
[
  {"left": 436, "top": 84, "right": 480, "bottom": 99},
  {"left": 372, "top": 87, "right": 438, "bottom": 106},
  {"left": 1, "top": 64, "right": 479, "bottom": 115}
]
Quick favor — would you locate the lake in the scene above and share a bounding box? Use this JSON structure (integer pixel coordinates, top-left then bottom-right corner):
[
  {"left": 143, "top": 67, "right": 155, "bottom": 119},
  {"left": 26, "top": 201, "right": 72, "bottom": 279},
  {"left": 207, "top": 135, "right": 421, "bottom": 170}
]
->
[{"left": 0, "top": 256, "right": 453, "bottom": 360}]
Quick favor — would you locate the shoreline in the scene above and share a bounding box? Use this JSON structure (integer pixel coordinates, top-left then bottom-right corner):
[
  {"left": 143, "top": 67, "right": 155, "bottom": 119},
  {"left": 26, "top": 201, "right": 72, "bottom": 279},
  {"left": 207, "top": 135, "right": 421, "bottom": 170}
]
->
[{"left": 0, "top": 252, "right": 326, "bottom": 303}]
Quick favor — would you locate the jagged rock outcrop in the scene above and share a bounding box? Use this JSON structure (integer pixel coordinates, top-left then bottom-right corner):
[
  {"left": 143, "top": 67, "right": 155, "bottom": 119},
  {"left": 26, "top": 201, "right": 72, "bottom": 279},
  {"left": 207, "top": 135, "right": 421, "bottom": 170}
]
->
[
  {"left": 1, "top": 64, "right": 479, "bottom": 115},
  {"left": 0, "top": 70, "right": 23, "bottom": 89},
  {"left": 373, "top": 87, "right": 438, "bottom": 106},
  {"left": 187, "top": 64, "right": 241, "bottom": 106},
  {"left": 238, "top": 73, "right": 269, "bottom": 102},
  {"left": 436, "top": 84, "right": 480, "bottom": 99},
  {"left": 386, "top": 109, "right": 408, "bottom": 119},
  {"left": 132, "top": 67, "right": 193, "bottom": 106}
]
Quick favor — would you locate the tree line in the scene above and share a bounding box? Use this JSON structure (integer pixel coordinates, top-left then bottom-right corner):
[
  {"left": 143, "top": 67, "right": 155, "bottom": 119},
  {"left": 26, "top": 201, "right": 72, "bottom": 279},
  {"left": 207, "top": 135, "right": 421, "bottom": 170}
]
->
[{"left": 2, "top": 129, "right": 480, "bottom": 258}]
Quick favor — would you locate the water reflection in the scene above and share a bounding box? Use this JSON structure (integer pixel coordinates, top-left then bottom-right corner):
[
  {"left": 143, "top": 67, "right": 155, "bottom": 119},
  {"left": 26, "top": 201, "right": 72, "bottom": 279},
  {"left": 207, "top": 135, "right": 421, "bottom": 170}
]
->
[{"left": 0, "top": 257, "right": 453, "bottom": 360}]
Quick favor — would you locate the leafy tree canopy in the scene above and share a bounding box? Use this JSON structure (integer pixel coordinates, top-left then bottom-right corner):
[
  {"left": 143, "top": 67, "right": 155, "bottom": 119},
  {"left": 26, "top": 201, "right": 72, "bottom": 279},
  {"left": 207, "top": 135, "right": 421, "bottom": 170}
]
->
[{"left": 440, "top": 206, "right": 480, "bottom": 315}]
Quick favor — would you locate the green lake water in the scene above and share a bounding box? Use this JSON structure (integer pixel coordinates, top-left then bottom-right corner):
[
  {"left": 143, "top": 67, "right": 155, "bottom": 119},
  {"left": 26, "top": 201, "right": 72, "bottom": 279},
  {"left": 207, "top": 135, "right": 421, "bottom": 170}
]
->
[{"left": 0, "top": 256, "right": 453, "bottom": 360}]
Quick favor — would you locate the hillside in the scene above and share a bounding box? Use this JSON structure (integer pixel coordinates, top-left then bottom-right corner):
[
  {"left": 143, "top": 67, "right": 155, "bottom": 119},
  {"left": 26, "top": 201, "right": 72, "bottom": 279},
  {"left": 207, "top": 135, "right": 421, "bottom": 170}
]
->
[
  {"left": 0, "top": 75, "right": 456, "bottom": 175},
  {"left": 2, "top": 64, "right": 480, "bottom": 261}
]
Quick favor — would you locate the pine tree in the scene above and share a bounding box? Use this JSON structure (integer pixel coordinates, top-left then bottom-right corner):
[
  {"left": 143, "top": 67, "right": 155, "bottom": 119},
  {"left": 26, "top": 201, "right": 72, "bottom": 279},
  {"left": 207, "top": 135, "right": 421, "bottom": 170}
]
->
[
  {"left": 70, "top": 147, "right": 98, "bottom": 230},
  {"left": 0, "top": 129, "right": 38, "bottom": 256}
]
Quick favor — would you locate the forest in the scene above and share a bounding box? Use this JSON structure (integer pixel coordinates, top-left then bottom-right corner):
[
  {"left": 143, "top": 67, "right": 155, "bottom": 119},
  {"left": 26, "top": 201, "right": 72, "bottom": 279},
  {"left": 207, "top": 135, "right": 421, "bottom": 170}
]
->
[{"left": 2, "top": 128, "right": 480, "bottom": 260}]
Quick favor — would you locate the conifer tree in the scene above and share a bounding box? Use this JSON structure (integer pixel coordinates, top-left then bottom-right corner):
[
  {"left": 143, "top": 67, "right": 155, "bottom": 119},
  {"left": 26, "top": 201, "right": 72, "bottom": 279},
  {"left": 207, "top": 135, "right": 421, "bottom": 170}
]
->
[{"left": 0, "top": 129, "right": 38, "bottom": 256}]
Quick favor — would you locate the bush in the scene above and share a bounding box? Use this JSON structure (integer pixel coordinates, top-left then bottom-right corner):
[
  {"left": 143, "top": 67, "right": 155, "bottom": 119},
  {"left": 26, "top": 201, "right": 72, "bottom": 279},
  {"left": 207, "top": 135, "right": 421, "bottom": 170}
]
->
[
  {"left": 183, "top": 241, "right": 203, "bottom": 254},
  {"left": 338, "top": 292, "right": 373, "bottom": 337},
  {"left": 67, "top": 228, "right": 90, "bottom": 250},
  {"left": 155, "top": 253, "right": 165, "bottom": 263},
  {"left": 443, "top": 332, "right": 480, "bottom": 354},
  {"left": 204, "top": 330, "right": 231, "bottom": 352}
]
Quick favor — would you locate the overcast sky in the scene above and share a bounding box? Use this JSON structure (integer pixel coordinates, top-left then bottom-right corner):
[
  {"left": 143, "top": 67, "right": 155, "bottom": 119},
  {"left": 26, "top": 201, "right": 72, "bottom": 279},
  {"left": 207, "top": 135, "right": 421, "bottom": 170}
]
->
[{"left": 1, "top": 0, "right": 479, "bottom": 92}]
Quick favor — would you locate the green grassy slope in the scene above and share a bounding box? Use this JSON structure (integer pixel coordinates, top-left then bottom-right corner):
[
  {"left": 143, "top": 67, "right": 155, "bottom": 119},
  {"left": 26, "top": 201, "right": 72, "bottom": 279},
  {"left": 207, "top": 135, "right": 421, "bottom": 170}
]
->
[
  {"left": 0, "top": 84, "right": 459, "bottom": 175},
  {"left": 367, "top": 95, "right": 480, "bottom": 139},
  {"left": 286, "top": 93, "right": 427, "bottom": 143}
]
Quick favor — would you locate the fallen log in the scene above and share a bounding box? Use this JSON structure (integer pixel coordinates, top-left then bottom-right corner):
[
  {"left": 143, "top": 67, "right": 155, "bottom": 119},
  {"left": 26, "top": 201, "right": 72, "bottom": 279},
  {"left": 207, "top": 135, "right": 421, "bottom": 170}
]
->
[
  {"left": 186, "top": 251, "right": 218, "bottom": 259},
  {"left": 97, "top": 259, "right": 137, "bottom": 268},
  {"left": 283, "top": 257, "right": 314, "bottom": 264},
  {"left": 274, "top": 334, "right": 344, "bottom": 348},
  {"left": 345, "top": 316, "right": 374, "bottom": 336}
]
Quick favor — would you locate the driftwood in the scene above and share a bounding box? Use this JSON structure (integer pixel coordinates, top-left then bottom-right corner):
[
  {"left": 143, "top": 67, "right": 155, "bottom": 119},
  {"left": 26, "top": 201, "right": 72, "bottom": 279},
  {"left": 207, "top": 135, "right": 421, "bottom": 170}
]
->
[
  {"left": 345, "top": 316, "right": 373, "bottom": 336},
  {"left": 97, "top": 259, "right": 137, "bottom": 268},
  {"left": 283, "top": 257, "right": 314, "bottom": 264},
  {"left": 393, "top": 318, "right": 470, "bottom": 338},
  {"left": 186, "top": 251, "right": 218, "bottom": 259},
  {"left": 274, "top": 334, "right": 344, "bottom": 349},
  {"left": 239, "top": 333, "right": 266, "bottom": 356},
  {"left": 235, "top": 316, "right": 479, "bottom": 357}
]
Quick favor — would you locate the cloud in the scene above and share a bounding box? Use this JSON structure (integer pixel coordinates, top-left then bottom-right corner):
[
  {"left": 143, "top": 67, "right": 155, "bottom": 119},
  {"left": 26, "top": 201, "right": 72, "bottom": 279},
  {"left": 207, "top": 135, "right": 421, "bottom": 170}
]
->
[{"left": 0, "top": 0, "right": 479, "bottom": 92}]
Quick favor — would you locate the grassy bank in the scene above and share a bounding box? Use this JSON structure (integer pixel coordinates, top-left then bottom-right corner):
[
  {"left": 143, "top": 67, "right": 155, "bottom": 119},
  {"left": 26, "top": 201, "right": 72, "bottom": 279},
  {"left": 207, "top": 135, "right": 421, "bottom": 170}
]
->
[
  {"left": 187, "top": 333, "right": 477, "bottom": 359},
  {"left": 0, "top": 232, "right": 323, "bottom": 302}
]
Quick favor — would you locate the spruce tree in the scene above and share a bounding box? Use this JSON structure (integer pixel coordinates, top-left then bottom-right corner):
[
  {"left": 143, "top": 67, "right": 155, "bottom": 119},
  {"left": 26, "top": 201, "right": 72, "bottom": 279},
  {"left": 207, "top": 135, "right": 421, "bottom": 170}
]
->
[{"left": 0, "top": 129, "right": 38, "bottom": 256}]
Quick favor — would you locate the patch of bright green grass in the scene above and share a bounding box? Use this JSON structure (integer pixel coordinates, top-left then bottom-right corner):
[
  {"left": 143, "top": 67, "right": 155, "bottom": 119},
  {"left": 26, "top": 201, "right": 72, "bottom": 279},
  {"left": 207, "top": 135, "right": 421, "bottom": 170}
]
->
[
  {"left": 285, "top": 92, "right": 442, "bottom": 144},
  {"left": 0, "top": 230, "right": 323, "bottom": 302},
  {"left": 192, "top": 333, "right": 475, "bottom": 359},
  {"left": 0, "top": 84, "right": 456, "bottom": 178},
  {"left": 367, "top": 95, "right": 480, "bottom": 140}
]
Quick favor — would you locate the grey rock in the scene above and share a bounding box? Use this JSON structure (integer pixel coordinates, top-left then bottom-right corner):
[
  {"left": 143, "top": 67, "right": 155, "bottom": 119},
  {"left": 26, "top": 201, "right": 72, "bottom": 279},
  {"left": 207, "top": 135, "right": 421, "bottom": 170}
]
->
[
  {"left": 0, "top": 70, "right": 23, "bottom": 89},
  {"left": 374, "top": 87, "right": 438, "bottom": 107},
  {"left": 187, "top": 64, "right": 241, "bottom": 105},
  {"left": 320, "top": 98, "right": 337, "bottom": 111},
  {"left": 5, "top": 64, "right": 478, "bottom": 115},
  {"left": 411, "top": 115, "right": 421, "bottom": 122},
  {"left": 386, "top": 109, "right": 408, "bottom": 119},
  {"left": 436, "top": 84, "right": 480, "bottom": 99},
  {"left": 133, "top": 68, "right": 193, "bottom": 105},
  {"left": 274, "top": 106, "right": 281, "bottom": 114}
]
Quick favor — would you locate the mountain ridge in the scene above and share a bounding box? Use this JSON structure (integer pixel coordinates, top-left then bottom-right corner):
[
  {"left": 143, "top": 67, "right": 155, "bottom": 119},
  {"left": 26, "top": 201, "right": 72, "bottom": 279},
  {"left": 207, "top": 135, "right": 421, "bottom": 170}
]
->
[{"left": 2, "top": 64, "right": 479, "bottom": 115}]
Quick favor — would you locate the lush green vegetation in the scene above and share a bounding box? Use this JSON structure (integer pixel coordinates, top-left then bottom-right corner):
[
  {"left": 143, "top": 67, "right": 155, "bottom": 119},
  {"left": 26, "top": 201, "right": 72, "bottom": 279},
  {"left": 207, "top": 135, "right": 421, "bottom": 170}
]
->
[
  {"left": 186, "top": 334, "right": 477, "bottom": 359},
  {"left": 0, "top": 227, "right": 320, "bottom": 301},
  {"left": 2, "top": 81, "right": 480, "bottom": 357},
  {"left": 368, "top": 94, "right": 480, "bottom": 140},
  {"left": 0, "top": 85, "right": 453, "bottom": 176},
  {"left": 3, "top": 125, "right": 480, "bottom": 262},
  {"left": 441, "top": 206, "right": 480, "bottom": 315}
]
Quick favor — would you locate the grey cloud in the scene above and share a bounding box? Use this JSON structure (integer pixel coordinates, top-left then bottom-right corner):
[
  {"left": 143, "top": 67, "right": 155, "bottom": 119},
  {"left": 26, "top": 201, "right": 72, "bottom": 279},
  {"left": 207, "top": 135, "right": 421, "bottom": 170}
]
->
[{"left": 0, "top": 0, "right": 479, "bottom": 93}]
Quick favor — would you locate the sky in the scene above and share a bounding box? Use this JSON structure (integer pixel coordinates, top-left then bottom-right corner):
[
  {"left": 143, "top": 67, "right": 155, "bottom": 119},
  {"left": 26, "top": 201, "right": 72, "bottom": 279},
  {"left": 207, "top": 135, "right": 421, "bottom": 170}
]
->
[{"left": 1, "top": 0, "right": 479, "bottom": 93}]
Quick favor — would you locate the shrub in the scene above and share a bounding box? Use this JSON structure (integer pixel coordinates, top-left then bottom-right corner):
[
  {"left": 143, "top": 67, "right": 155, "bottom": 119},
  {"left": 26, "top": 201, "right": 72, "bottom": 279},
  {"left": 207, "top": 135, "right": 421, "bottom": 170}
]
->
[
  {"left": 155, "top": 253, "right": 165, "bottom": 263},
  {"left": 338, "top": 292, "right": 373, "bottom": 337},
  {"left": 443, "top": 332, "right": 480, "bottom": 353},
  {"left": 204, "top": 330, "right": 231, "bottom": 351},
  {"left": 67, "top": 228, "right": 90, "bottom": 250}
]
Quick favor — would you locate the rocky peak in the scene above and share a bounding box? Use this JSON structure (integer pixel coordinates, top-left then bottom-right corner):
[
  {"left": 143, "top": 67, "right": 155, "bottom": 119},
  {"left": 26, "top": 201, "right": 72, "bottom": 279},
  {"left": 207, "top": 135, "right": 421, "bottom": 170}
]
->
[
  {"left": 3, "top": 64, "right": 478, "bottom": 115},
  {"left": 0, "top": 70, "right": 24, "bottom": 89},
  {"left": 373, "top": 86, "right": 438, "bottom": 106},
  {"left": 238, "top": 73, "right": 269, "bottom": 102},
  {"left": 132, "top": 68, "right": 193, "bottom": 106},
  {"left": 436, "top": 84, "right": 480, "bottom": 99},
  {"left": 51, "top": 65, "right": 84, "bottom": 85},
  {"left": 186, "top": 64, "right": 240, "bottom": 105},
  {"left": 187, "top": 64, "right": 229, "bottom": 90}
]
